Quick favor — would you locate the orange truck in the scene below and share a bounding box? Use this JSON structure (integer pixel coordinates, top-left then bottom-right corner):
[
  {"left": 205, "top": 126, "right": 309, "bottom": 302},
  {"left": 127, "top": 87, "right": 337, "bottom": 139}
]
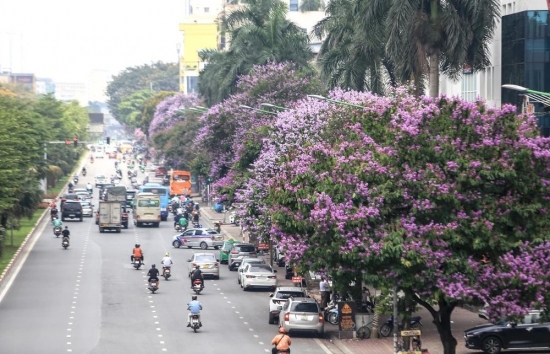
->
[{"left": 169, "top": 170, "right": 192, "bottom": 197}]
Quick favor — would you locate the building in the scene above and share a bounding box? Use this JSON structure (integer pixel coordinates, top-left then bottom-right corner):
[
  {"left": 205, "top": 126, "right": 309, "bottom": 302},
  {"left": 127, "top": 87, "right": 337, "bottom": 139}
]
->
[
  {"left": 55, "top": 82, "right": 87, "bottom": 105},
  {"left": 440, "top": 0, "right": 550, "bottom": 108},
  {"left": 88, "top": 70, "right": 111, "bottom": 103},
  {"left": 36, "top": 78, "right": 56, "bottom": 95}
]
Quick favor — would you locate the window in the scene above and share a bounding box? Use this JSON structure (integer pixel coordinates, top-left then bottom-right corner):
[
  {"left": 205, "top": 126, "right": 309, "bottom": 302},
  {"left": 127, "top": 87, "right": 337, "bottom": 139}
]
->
[
  {"left": 289, "top": 0, "right": 298, "bottom": 11},
  {"left": 461, "top": 73, "right": 477, "bottom": 102},
  {"left": 195, "top": 255, "right": 216, "bottom": 262},
  {"left": 291, "top": 302, "right": 319, "bottom": 312},
  {"left": 186, "top": 76, "right": 199, "bottom": 94},
  {"left": 138, "top": 200, "right": 159, "bottom": 207},
  {"left": 276, "top": 291, "right": 306, "bottom": 299},
  {"left": 195, "top": 230, "right": 203, "bottom": 235}
]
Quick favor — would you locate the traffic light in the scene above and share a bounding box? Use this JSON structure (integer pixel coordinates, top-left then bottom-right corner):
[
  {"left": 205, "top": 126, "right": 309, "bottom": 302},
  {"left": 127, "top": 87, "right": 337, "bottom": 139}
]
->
[
  {"left": 73, "top": 137, "right": 78, "bottom": 147},
  {"left": 106, "top": 137, "right": 111, "bottom": 145}
]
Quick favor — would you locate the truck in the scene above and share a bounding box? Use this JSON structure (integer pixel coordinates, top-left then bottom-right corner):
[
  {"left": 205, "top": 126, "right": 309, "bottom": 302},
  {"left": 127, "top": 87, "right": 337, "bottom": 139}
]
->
[
  {"left": 98, "top": 186, "right": 127, "bottom": 233},
  {"left": 169, "top": 170, "right": 192, "bottom": 197}
]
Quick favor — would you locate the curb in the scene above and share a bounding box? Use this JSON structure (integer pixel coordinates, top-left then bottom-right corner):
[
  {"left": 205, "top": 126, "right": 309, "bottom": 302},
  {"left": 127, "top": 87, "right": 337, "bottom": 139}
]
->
[
  {"left": 328, "top": 334, "right": 356, "bottom": 354},
  {"left": 198, "top": 205, "right": 238, "bottom": 242},
  {"left": 0, "top": 153, "right": 88, "bottom": 291}
]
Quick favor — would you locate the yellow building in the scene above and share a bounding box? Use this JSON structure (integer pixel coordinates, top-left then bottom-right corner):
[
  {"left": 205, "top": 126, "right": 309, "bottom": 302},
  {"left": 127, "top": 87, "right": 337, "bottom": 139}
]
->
[{"left": 179, "top": 22, "right": 218, "bottom": 94}]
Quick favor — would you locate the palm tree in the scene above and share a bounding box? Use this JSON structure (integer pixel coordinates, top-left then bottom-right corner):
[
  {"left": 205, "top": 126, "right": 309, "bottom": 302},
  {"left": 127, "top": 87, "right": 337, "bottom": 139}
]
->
[
  {"left": 364, "top": 0, "right": 500, "bottom": 97},
  {"left": 300, "top": 0, "right": 325, "bottom": 12},
  {"left": 198, "top": 0, "right": 314, "bottom": 106}
]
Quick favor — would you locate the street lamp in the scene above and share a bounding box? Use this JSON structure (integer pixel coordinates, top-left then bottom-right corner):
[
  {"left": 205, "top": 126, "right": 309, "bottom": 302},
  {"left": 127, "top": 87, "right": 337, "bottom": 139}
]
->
[
  {"left": 260, "top": 103, "right": 294, "bottom": 111},
  {"left": 239, "top": 105, "right": 277, "bottom": 115},
  {"left": 307, "top": 94, "right": 366, "bottom": 109},
  {"left": 502, "top": 84, "right": 550, "bottom": 111}
]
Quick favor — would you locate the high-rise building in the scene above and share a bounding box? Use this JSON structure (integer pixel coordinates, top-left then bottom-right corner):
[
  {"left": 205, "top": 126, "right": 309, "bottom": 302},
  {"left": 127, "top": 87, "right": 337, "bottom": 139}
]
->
[
  {"left": 88, "top": 70, "right": 111, "bottom": 103},
  {"left": 36, "top": 78, "right": 56, "bottom": 95},
  {"left": 55, "top": 82, "right": 87, "bottom": 105}
]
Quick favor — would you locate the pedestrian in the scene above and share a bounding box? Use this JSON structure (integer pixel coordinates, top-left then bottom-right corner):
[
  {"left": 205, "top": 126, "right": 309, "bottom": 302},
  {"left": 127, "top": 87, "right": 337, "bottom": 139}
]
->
[{"left": 320, "top": 277, "right": 330, "bottom": 309}]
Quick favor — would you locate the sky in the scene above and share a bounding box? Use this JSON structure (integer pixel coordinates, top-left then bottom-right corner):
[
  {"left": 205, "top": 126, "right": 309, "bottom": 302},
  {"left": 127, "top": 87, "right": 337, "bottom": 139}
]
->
[{"left": 0, "top": 0, "right": 186, "bottom": 82}]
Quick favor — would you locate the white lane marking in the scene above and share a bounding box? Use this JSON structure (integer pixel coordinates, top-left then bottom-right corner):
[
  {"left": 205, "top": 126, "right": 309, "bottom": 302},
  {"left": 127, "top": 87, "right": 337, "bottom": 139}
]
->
[
  {"left": 244, "top": 322, "right": 248, "bottom": 324},
  {"left": 259, "top": 342, "right": 264, "bottom": 345},
  {"left": 249, "top": 328, "right": 253, "bottom": 331},
  {"left": 162, "top": 349, "right": 167, "bottom": 352},
  {"left": 254, "top": 335, "right": 258, "bottom": 338},
  {"left": 313, "top": 338, "right": 334, "bottom": 354}
]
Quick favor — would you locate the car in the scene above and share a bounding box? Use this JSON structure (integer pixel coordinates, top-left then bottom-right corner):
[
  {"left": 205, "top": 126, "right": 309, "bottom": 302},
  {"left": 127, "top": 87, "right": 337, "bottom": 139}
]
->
[
  {"left": 148, "top": 164, "right": 159, "bottom": 172},
  {"left": 219, "top": 240, "right": 237, "bottom": 264},
  {"left": 278, "top": 297, "right": 324, "bottom": 337},
  {"left": 187, "top": 252, "right": 220, "bottom": 279},
  {"left": 240, "top": 264, "right": 277, "bottom": 291},
  {"left": 172, "top": 228, "right": 225, "bottom": 250},
  {"left": 79, "top": 201, "right": 94, "bottom": 217},
  {"left": 155, "top": 167, "right": 167, "bottom": 177},
  {"left": 229, "top": 255, "right": 258, "bottom": 271},
  {"left": 75, "top": 192, "right": 89, "bottom": 201},
  {"left": 268, "top": 287, "right": 308, "bottom": 324},
  {"left": 61, "top": 201, "right": 83, "bottom": 221},
  {"left": 237, "top": 258, "right": 266, "bottom": 284},
  {"left": 95, "top": 174, "right": 108, "bottom": 188},
  {"left": 108, "top": 151, "right": 117, "bottom": 159},
  {"left": 94, "top": 151, "right": 105, "bottom": 158},
  {"left": 228, "top": 243, "right": 257, "bottom": 267},
  {"left": 464, "top": 310, "right": 550, "bottom": 354}
]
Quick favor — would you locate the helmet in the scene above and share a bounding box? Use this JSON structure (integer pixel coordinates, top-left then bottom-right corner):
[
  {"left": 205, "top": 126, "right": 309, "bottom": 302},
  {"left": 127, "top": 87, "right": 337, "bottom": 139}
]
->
[
  {"left": 135, "top": 243, "right": 140, "bottom": 247},
  {"left": 165, "top": 252, "right": 169, "bottom": 257},
  {"left": 65, "top": 226, "right": 68, "bottom": 229},
  {"left": 152, "top": 264, "right": 156, "bottom": 268},
  {"left": 195, "top": 265, "right": 200, "bottom": 269},
  {"left": 279, "top": 327, "right": 286, "bottom": 334},
  {"left": 192, "top": 295, "right": 197, "bottom": 300}
]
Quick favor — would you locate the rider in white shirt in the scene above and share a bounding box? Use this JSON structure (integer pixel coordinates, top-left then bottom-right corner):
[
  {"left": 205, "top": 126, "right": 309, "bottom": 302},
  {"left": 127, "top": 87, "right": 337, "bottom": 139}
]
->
[{"left": 161, "top": 252, "right": 173, "bottom": 276}]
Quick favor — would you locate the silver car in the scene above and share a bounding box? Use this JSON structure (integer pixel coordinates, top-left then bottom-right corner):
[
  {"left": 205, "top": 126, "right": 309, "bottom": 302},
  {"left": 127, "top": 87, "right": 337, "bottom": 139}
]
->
[
  {"left": 79, "top": 201, "right": 94, "bottom": 217},
  {"left": 237, "top": 258, "right": 266, "bottom": 284},
  {"left": 187, "top": 252, "right": 219, "bottom": 279},
  {"left": 172, "top": 228, "right": 225, "bottom": 250},
  {"left": 278, "top": 297, "right": 324, "bottom": 337}
]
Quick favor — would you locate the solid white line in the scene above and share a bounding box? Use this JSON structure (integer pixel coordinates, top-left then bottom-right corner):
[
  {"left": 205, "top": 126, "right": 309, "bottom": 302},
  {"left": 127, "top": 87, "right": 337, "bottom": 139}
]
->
[
  {"left": 313, "top": 338, "right": 334, "bottom": 354},
  {"left": 0, "top": 217, "right": 47, "bottom": 303}
]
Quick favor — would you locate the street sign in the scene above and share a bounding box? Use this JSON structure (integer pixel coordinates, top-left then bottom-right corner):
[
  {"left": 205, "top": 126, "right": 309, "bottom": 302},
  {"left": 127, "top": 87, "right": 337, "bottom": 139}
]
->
[
  {"left": 400, "top": 329, "right": 422, "bottom": 337},
  {"left": 258, "top": 243, "right": 270, "bottom": 250},
  {"left": 291, "top": 276, "right": 302, "bottom": 283},
  {"left": 338, "top": 302, "right": 356, "bottom": 332}
]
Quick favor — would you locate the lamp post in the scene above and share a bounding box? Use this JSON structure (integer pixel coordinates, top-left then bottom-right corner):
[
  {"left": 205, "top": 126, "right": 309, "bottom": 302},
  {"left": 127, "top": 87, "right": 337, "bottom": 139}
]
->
[
  {"left": 239, "top": 105, "right": 277, "bottom": 115},
  {"left": 502, "top": 84, "right": 550, "bottom": 113},
  {"left": 176, "top": 43, "right": 182, "bottom": 92},
  {"left": 307, "top": 94, "right": 366, "bottom": 109}
]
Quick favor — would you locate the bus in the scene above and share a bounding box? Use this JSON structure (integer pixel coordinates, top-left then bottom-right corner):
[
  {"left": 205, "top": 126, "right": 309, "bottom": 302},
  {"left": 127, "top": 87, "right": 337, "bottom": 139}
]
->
[
  {"left": 139, "top": 184, "right": 169, "bottom": 221},
  {"left": 134, "top": 192, "right": 161, "bottom": 227},
  {"left": 169, "top": 170, "right": 192, "bottom": 197}
]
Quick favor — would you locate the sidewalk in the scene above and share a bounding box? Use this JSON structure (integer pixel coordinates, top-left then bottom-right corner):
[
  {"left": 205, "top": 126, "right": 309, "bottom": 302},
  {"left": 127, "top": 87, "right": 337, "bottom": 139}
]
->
[{"left": 195, "top": 195, "right": 488, "bottom": 354}]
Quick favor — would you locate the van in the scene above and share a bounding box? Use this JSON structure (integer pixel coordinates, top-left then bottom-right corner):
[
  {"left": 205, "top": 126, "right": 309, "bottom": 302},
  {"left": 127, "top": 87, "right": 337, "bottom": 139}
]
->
[
  {"left": 133, "top": 192, "right": 161, "bottom": 227},
  {"left": 62, "top": 201, "right": 83, "bottom": 221}
]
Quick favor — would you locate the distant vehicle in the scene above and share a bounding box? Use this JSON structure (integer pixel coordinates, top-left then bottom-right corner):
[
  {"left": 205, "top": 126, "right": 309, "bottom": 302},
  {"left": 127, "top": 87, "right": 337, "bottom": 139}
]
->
[
  {"left": 108, "top": 151, "right": 117, "bottom": 159},
  {"left": 94, "top": 151, "right": 105, "bottom": 158},
  {"left": 155, "top": 166, "right": 167, "bottom": 177},
  {"left": 133, "top": 192, "right": 161, "bottom": 227},
  {"left": 169, "top": 170, "right": 192, "bottom": 197},
  {"left": 139, "top": 184, "right": 169, "bottom": 221},
  {"left": 80, "top": 201, "right": 94, "bottom": 217},
  {"left": 95, "top": 174, "right": 108, "bottom": 188}
]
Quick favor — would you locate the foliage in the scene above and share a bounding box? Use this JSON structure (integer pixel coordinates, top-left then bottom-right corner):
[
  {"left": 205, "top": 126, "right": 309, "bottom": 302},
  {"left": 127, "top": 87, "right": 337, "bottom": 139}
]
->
[
  {"left": 106, "top": 62, "right": 178, "bottom": 124},
  {"left": 138, "top": 91, "right": 175, "bottom": 136},
  {"left": 300, "top": 0, "right": 324, "bottom": 12},
  {"left": 243, "top": 89, "right": 550, "bottom": 354},
  {"left": 117, "top": 89, "right": 155, "bottom": 128},
  {"left": 148, "top": 94, "right": 199, "bottom": 137},
  {"left": 198, "top": 0, "right": 314, "bottom": 106}
]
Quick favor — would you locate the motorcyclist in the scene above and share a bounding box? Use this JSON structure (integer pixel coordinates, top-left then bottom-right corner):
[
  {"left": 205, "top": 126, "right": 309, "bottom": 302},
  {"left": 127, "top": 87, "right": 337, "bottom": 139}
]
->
[
  {"left": 90, "top": 156, "right": 94, "bottom": 163},
  {"left": 147, "top": 264, "right": 160, "bottom": 288},
  {"left": 61, "top": 226, "right": 70, "bottom": 243},
  {"left": 179, "top": 214, "right": 188, "bottom": 230},
  {"left": 131, "top": 244, "right": 144, "bottom": 263},
  {"left": 174, "top": 213, "right": 182, "bottom": 229},
  {"left": 186, "top": 295, "right": 203, "bottom": 327},
  {"left": 82, "top": 167, "right": 87, "bottom": 176},
  {"left": 161, "top": 252, "right": 173, "bottom": 276},
  {"left": 50, "top": 206, "right": 59, "bottom": 220},
  {"left": 271, "top": 327, "right": 291, "bottom": 354},
  {"left": 86, "top": 182, "right": 93, "bottom": 193},
  {"left": 190, "top": 265, "right": 204, "bottom": 289},
  {"left": 52, "top": 217, "right": 63, "bottom": 229},
  {"left": 68, "top": 181, "right": 74, "bottom": 191}
]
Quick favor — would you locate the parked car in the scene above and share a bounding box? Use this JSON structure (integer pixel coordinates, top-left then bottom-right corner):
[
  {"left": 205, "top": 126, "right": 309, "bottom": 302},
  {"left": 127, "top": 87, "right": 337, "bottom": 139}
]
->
[
  {"left": 219, "top": 240, "right": 237, "bottom": 264},
  {"left": 240, "top": 264, "right": 277, "bottom": 291},
  {"left": 464, "top": 310, "right": 549, "bottom": 354},
  {"left": 94, "top": 151, "right": 105, "bottom": 158},
  {"left": 61, "top": 201, "right": 83, "bottom": 221},
  {"left": 278, "top": 297, "right": 324, "bottom": 337},
  {"left": 172, "top": 228, "right": 225, "bottom": 250},
  {"left": 229, "top": 255, "right": 259, "bottom": 271},
  {"left": 237, "top": 258, "right": 266, "bottom": 284},
  {"left": 269, "top": 287, "right": 308, "bottom": 324},
  {"left": 228, "top": 243, "right": 257, "bottom": 267},
  {"left": 187, "top": 252, "right": 220, "bottom": 279},
  {"left": 79, "top": 201, "right": 94, "bottom": 217}
]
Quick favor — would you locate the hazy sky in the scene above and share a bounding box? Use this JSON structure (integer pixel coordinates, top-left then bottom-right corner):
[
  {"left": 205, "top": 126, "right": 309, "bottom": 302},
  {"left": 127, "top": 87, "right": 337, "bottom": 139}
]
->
[{"left": 0, "top": 0, "right": 186, "bottom": 82}]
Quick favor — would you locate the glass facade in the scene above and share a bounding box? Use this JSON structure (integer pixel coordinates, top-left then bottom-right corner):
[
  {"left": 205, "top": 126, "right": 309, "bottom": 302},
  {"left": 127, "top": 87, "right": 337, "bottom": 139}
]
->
[{"left": 502, "top": 11, "right": 550, "bottom": 135}]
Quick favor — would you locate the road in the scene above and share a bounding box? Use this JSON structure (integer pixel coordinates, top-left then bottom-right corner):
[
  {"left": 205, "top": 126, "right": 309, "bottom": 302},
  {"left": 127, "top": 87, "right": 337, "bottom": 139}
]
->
[{"left": 0, "top": 157, "right": 333, "bottom": 354}]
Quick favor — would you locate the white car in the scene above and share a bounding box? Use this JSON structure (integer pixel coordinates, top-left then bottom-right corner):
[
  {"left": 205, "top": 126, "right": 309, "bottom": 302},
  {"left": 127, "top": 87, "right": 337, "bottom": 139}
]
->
[
  {"left": 73, "top": 188, "right": 91, "bottom": 198},
  {"left": 237, "top": 258, "right": 266, "bottom": 284},
  {"left": 241, "top": 264, "right": 277, "bottom": 291},
  {"left": 80, "top": 201, "right": 93, "bottom": 217},
  {"left": 95, "top": 174, "right": 108, "bottom": 188},
  {"left": 187, "top": 253, "right": 220, "bottom": 279},
  {"left": 75, "top": 192, "right": 89, "bottom": 201}
]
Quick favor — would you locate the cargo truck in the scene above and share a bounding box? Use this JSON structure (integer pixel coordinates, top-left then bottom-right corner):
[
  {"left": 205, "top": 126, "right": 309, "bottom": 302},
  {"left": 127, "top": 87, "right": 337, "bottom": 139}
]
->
[{"left": 98, "top": 186, "right": 126, "bottom": 233}]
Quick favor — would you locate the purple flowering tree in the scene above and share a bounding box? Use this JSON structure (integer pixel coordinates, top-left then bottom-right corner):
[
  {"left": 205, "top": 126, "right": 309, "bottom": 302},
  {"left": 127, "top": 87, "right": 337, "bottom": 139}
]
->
[
  {"left": 256, "top": 89, "right": 550, "bottom": 354},
  {"left": 197, "top": 62, "right": 322, "bottom": 204}
]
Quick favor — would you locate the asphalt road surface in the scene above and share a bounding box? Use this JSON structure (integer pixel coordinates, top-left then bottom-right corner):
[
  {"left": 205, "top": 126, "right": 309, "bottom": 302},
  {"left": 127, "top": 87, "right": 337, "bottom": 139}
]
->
[{"left": 0, "top": 157, "right": 332, "bottom": 354}]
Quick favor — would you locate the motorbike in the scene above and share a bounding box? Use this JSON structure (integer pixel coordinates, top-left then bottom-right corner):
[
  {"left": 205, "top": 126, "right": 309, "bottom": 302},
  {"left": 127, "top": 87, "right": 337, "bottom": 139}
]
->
[
  {"left": 82, "top": 170, "right": 87, "bottom": 176},
  {"left": 379, "top": 315, "right": 422, "bottom": 337},
  {"left": 148, "top": 279, "right": 159, "bottom": 294},
  {"left": 54, "top": 227, "right": 62, "bottom": 238},
  {"left": 190, "top": 314, "right": 201, "bottom": 333},
  {"left": 325, "top": 303, "right": 339, "bottom": 325},
  {"left": 87, "top": 188, "right": 93, "bottom": 196},
  {"left": 275, "top": 351, "right": 289, "bottom": 354},
  {"left": 73, "top": 176, "right": 78, "bottom": 184},
  {"left": 192, "top": 222, "right": 202, "bottom": 228},
  {"left": 133, "top": 258, "right": 143, "bottom": 270},
  {"left": 175, "top": 224, "right": 183, "bottom": 232},
  {"left": 192, "top": 279, "right": 203, "bottom": 295},
  {"left": 62, "top": 237, "right": 70, "bottom": 249},
  {"left": 90, "top": 157, "right": 94, "bottom": 164},
  {"left": 140, "top": 166, "right": 145, "bottom": 173},
  {"left": 162, "top": 267, "right": 171, "bottom": 280}
]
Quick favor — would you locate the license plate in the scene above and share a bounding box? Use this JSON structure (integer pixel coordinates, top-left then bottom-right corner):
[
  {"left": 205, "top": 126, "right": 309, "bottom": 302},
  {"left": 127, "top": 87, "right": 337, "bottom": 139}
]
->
[
  {"left": 69, "top": 214, "right": 75, "bottom": 217},
  {"left": 301, "top": 315, "right": 308, "bottom": 321},
  {"left": 145, "top": 213, "right": 153, "bottom": 215},
  {"left": 202, "top": 264, "right": 212, "bottom": 269}
]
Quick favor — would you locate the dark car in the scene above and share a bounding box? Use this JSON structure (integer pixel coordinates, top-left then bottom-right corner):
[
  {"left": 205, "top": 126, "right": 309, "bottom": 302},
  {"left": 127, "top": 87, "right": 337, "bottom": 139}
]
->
[
  {"left": 464, "top": 310, "right": 550, "bottom": 353},
  {"left": 228, "top": 243, "right": 257, "bottom": 270},
  {"left": 61, "top": 201, "right": 83, "bottom": 221},
  {"left": 155, "top": 167, "right": 167, "bottom": 177}
]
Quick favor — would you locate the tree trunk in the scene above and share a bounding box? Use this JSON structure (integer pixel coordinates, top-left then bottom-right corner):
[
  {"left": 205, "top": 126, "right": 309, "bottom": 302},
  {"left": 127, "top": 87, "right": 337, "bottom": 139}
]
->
[
  {"left": 413, "top": 295, "right": 458, "bottom": 354},
  {"left": 371, "top": 304, "right": 381, "bottom": 338},
  {"left": 428, "top": 53, "right": 439, "bottom": 98}
]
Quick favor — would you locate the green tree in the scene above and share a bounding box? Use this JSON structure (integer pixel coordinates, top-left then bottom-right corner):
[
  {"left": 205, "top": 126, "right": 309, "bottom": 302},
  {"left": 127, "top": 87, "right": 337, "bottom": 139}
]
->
[
  {"left": 138, "top": 91, "right": 175, "bottom": 137},
  {"left": 198, "top": 0, "right": 314, "bottom": 106},
  {"left": 106, "top": 62, "right": 178, "bottom": 124},
  {"left": 365, "top": 0, "right": 500, "bottom": 97},
  {"left": 117, "top": 89, "right": 155, "bottom": 128},
  {"left": 300, "top": 0, "right": 324, "bottom": 12}
]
